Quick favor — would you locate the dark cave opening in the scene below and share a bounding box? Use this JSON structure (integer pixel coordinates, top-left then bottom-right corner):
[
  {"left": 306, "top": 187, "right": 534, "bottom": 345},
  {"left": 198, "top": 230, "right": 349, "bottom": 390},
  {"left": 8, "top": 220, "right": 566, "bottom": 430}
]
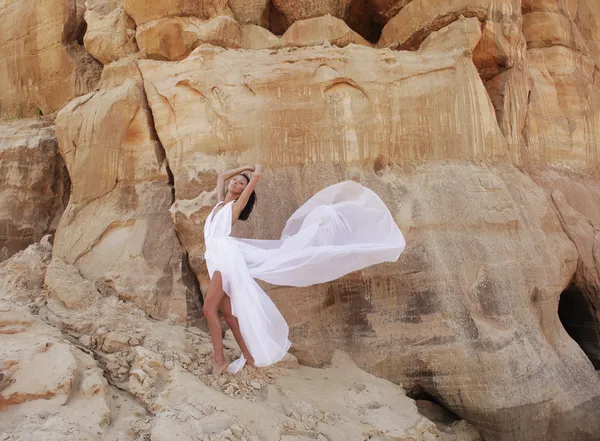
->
[
  {"left": 558, "top": 284, "right": 600, "bottom": 369},
  {"left": 408, "top": 389, "right": 461, "bottom": 431},
  {"left": 267, "top": 0, "right": 384, "bottom": 44}
]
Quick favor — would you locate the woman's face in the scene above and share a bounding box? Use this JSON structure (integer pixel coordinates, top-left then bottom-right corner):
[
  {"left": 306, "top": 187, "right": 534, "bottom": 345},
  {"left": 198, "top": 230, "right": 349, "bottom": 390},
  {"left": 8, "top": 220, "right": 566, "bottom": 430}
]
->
[{"left": 228, "top": 174, "right": 248, "bottom": 195}]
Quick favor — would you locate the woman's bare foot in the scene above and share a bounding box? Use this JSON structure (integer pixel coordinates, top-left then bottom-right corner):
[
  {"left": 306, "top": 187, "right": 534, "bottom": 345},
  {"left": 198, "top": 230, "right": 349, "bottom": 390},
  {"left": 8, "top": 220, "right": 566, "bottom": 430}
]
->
[{"left": 212, "top": 359, "right": 229, "bottom": 376}]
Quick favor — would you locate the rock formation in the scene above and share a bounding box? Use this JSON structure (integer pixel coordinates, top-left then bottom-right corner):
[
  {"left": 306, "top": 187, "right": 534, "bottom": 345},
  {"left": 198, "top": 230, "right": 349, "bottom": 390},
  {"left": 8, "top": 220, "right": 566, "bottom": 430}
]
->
[
  {"left": 0, "top": 0, "right": 101, "bottom": 117},
  {"left": 0, "top": 242, "right": 480, "bottom": 441},
  {"left": 53, "top": 60, "right": 200, "bottom": 322},
  {"left": 0, "top": 120, "right": 69, "bottom": 261},
  {"left": 1, "top": 0, "right": 600, "bottom": 440},
  {"left": 84, "top": 0, "right": 138, "bottom": 65}
]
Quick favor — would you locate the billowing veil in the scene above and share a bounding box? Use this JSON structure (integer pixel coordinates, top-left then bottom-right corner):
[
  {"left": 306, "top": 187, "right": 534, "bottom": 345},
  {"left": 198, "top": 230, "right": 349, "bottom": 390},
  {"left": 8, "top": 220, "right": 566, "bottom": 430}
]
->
[{"left": 234, "top": 181, "right": 405, "bottom": 285}]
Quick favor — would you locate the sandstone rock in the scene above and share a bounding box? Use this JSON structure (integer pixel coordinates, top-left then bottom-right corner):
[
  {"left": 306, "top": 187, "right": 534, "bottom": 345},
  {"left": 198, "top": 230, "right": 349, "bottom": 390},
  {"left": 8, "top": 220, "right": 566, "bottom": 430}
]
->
[
  {"left": 137, "top": 16, "right": 242, "bottom": 61},
  {"left": 472, "top": 19, "right": 526, "bottom": 78},
  {"left": 417, "top": 399, "right": 460, "bottom": 428},
  {"left": 271, "top": 0, "right": 352, "bottom": 30},
  {"left": 551, "top": 192, "right": 600, "bottom": 365},
  {"left": 4, "top": 289, "right": 473, "bottom": 440},
  {"left": 0, "top": 0, "right": 101, "bottom": 117},
  {"left": 0, "top": 241, "right": 52, "bottom": 303},
  {"left": 0, "top": 119, "right": 69, "bottom": 261},
  {"left": 451, "top": 420, "right": 483, "bottom": 441},
  {"left": 368, "top": 0, "right": 412, "bottom": 24},
  {"left": 41, "top": 264, "right": 193, "bottom": 368},
  {"left": 127, "top": 346, "right": 165, "bottom": 404},
  {"left": 521, "top": 3, "right": 600, "bottom": 173},
  {"left": 408, "top": 8, "right": 529, "bottom": 164},
  {"left": 151, "top": 353, "right": 445, "bottom": 441},
  {"left": 523, "top": 45, "right": 600, "bottom": 172},
  {"left": 523, "top": 11, "right": 588, "bottom": 52},
  {"left": 79, "top": 334, "right": 93, "bottom": 348},
  {"left": 135, "top": 32, "right": 600, "bottom": 438},
  {"left": 103, "top": 331, "right": 132, "bottom": 353},
  {"left": 377, "top": 0, "right": 520, "bottom": 50},
  {"left": 529, "top": 169, "right": 600, "bottom": 369},
  {"left": 472, "top": 17, "right": 527, "bottom": 161},
  {"left": 123, "top": 0, "right": 230, "bottom": 26},
  {"left": 241, "top": 25, "right": 283, "bottom": 50},
  {"left": 151, "top": 413, "right": 196, "bottom": 441},
  {"left": 54, "top": 61, "right": 196, "bottom": 321},
  {"left": 521, "top": 0, "right": 564, "bottom": 13},
  {"left": 44, "top": 257, "right": 102, "bottom": 309},
  {"left": 98, "top": 55, "right": 144, "bottom": 88},
  {"left": 521, "top": 0, "right": 600, "bottom": 57},
  {"left": 576, "top": 0, "right": 600, "bottom": 58},
  {"left": 229, "top": 0, "right": 269, "bottom": 27},
  {"left": 274, "top": 352, "right": 299, "bottom": 370},
  {"left": 281, "top": 15, "right": 372, "bottom": 48},
  {"left": 0, "top": 303, "right": 110, "bottom": 440},
  {"left": 274, "top": 163, "right": 600, "bottom": 441},
  {"left": 0, "top": 2, "right": 597, "bottom": 440},
  {"left": 418, "top": 16, "right": 482, "bottom": 53},
  {"left": 84, "top": 0, "right": 139, "bottom": 64},
  {"left": 483, "top": 67, "right": 529, "bottom": 162},
  {"left": 139, "top": 42, "right": 506, "bottom": 281},
  {"left": 418, "top": 15, "right": 528, "bottom": 158}
]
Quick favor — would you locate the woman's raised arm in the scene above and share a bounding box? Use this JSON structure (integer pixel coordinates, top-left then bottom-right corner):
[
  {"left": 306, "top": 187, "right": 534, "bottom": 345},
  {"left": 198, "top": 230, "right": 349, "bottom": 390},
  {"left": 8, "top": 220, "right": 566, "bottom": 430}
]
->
[{"left": 216, "top": 165, "right": 255, "bottom": 202}]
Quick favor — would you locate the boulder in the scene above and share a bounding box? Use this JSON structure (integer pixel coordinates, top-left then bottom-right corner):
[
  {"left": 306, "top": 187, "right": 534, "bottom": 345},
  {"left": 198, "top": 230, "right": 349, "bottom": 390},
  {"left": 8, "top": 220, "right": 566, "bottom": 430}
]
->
[
  {"left": 0, "top": 302, "right": 110, "bottom": 440},
  {"left": 53, "top": 60, "right": 197, "bottom": 321},
  {"left": 83, "top": 0, "right": 138, "bottom": 64},
  {"left": 136, "top": 16, "right": 242, "bottom": 60},
  {"left": 123, "top": 0, "right": 231, "bottom": 26}
]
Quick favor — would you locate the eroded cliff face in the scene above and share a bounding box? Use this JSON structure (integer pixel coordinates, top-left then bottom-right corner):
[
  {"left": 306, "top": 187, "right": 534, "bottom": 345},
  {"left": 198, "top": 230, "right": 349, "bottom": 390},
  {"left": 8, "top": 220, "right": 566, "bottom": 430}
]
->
[
  {"left": 0, "top": 119, "right": 69, "bottom": 261},
  {"left": 0, "top": 0, "right": 101, "bottom": 117},
  {"left": 1, "top": 1, "right": 600, "bottom": 440}
]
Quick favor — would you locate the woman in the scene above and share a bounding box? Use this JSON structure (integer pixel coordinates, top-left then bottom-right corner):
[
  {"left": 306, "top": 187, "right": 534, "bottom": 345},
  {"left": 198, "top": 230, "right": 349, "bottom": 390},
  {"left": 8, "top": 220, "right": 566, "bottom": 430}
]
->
[
  {"left": 203, "top": 164, "right": 261, "bottom": 375},
  {"left": 203, "top": 165, "right": 406, "bottom": 375}
]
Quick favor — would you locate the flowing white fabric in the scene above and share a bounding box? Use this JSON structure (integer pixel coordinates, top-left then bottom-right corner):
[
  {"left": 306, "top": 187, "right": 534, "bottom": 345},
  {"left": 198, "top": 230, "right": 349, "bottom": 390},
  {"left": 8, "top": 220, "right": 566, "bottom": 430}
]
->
[{"left": 203, "top": 181, "right": 405, "bottom": 373}]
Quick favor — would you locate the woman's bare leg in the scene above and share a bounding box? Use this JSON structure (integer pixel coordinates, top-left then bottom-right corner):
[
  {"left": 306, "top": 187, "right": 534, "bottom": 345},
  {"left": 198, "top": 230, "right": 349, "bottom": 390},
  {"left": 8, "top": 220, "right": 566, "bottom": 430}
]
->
[
  {"left": 202, "top": 271, "right": 228, "bottom": 374},
  {"left": 220, "top": 295, "right": 255, "bottom": 366}
]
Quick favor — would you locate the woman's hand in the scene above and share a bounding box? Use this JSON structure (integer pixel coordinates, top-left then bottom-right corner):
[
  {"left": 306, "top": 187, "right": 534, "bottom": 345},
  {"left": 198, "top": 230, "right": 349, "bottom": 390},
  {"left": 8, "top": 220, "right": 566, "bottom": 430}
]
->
[
  {"left": 231, "top": 164, "right": 262, "bottom": 223},
  {"left": 217, "top": 165, "right": 255, "bottom": 202}
]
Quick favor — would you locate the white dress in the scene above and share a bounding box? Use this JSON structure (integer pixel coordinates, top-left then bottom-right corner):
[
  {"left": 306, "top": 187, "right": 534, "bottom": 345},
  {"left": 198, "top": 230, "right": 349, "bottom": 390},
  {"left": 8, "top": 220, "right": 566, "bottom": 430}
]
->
[{"left": 203, "top": 181, "right": 406, "bottom": 373}]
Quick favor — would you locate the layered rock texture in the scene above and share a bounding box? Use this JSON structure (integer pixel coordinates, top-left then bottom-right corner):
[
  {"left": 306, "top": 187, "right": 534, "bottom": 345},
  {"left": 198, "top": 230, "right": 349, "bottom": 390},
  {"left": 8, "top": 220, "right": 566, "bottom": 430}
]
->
[
  {"left": 53, "top": 61, "right": 200, "bottom": 322},
  {"left": 0, "top": 119, "right": 69, "bottom": 261},
  {"left": 0, "top": 0, "right": 101, "bottom": 117},
  {"left": 0, "top": 242, "right": 480, "bottom": 441},
  {"left": 1, "top": 0, "right": 600, "bottom": 440}
]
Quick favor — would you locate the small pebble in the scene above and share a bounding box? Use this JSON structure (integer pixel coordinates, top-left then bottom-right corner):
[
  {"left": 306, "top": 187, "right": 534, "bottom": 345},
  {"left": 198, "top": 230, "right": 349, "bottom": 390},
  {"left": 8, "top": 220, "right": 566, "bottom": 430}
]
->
[
  {"left": 198, "top": 346, "right": 212, "bottom": 356},
  {"left": 231, "top": 425, "right": 243, "bottom": 437},
  {"left": 178, "top": 412, "right": 189, "bottom": 422}
]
